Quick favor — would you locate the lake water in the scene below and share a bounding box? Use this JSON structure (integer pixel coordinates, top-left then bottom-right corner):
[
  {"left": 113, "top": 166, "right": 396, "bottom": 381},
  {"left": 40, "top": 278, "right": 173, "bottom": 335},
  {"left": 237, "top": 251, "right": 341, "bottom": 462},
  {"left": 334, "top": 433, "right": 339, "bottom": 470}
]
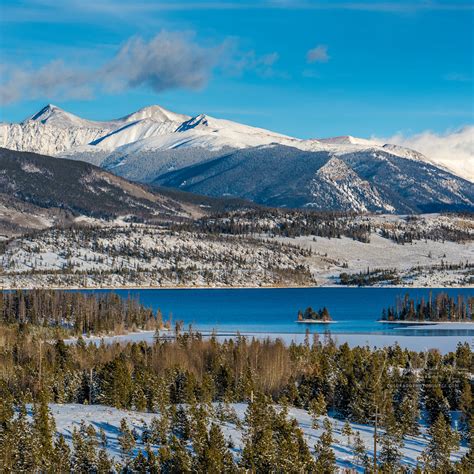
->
[{"left": 80, "top": 287, "right": 474, "bottom": 337}]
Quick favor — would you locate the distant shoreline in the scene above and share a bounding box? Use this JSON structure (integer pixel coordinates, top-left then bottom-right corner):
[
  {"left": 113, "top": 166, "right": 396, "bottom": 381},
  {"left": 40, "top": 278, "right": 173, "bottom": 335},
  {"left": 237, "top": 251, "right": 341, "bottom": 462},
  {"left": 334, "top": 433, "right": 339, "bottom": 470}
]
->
[
  {"left": 1, "top": 284, "right": 473, "bottom": 291},
  {"left": 378, "top": 320, "right": 474, "bottom": 325}
]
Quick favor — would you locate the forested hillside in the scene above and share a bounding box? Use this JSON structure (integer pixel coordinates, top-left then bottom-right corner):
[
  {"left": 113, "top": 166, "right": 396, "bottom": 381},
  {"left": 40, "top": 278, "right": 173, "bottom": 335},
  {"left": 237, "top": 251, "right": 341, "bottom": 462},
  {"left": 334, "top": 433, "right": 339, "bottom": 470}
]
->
[{"left": 0, "top": 290, "right": 472, "bottom": 472}]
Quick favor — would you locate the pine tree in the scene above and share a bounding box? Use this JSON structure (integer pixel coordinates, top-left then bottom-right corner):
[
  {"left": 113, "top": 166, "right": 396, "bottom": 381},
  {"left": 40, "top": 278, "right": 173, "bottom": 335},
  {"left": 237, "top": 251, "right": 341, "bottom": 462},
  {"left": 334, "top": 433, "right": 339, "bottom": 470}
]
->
[
  {"left": 424, "top": 413, "right": 460, "bottom": 472},
  {"left": 130, "top": 450, "right": 149, "bottom": 472},
  {"left": 423, "top": 374, "right": 450, "bottom": 425},
  {"left": 97, "top": 447, "right": 113, "bottom": 474},
  {"left": 150, "top": 412, "right": 170, "bottom": 445},
  {"left": 32, "top": 391, "right": 56, "bottom": 470},
  {"left": 173, "top": 405, "right": 191, "bottom": 440},
  {"left": 352, "top": 430, "right": 368, "bottom": 468},
  {"left": 273, "top": 405, "right": 315, "bottom": 472},
  {"left": 0, "top": 386, "right": 14, "bottom": 470},
  {"left": 379, "top": 427, "right": 404, "bottom": 472},
  {"left": 10, "top": 403, "right": 37, "bottom": 472},
  {"left": 53, "top": 434, "right": 72, "bottom": 473},
  {"left": 459, "top": 378, "right": 472, "bottom": 438},
  {"left": 396, "top": 368, "right": 420, "bottom": 436},
  {"left": 144, "top": 443, "right": 160, "bottom": 473},
  {"left": 189, "top": 403, "right": 209, "bottom": 462},
  {"left": 72, "top": 421, "right": 99, "bottom": 473},
  {"left": 118, "top": 418, "right": 136, "bottom": 465},
  {"left": 341, "top": 420, "right": 353, "bottom": 446},
  {"left": 167, "top": 434, "right": 192, "bottom": 473},
  {"left": 308, "top": 392, "right": 327, "bottom": 429},
  {"left": 241, "top": 393, "right": 277, "bottom": 472},
  {"left": 194, "top": 422, "right": 235, "bottom": 473},
  {"left": 314, "top": 418, "right": 336, "bottom": 473}
]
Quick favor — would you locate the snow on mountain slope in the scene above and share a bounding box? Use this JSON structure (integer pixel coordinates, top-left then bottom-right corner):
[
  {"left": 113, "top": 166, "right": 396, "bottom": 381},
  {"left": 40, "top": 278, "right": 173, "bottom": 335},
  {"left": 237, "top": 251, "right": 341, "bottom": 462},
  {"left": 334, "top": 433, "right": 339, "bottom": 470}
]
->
[
  {"left": 120, "top": 104, "right": 189, "bottom": 123},
  {"left": 70, "top": 112, "right": 304, "bottom": 157},
  {"left": 312, "top": 156, "right": 395, "bottom": 212},
  {"left": 155, "top": 144, "right": 474, "bottom": 213},
  {"left": 317, "top": 135, "right": 378, "bottom": 146},
  {"left": 89, "top": 118, "right": 184, "bottom": 150},
  {"left": 26, "top": 103, "right": 186, "bottom": 130},
  {"left": 1, "top": 104, "right": 190, "bottom": 156},
  {"left": 0, "top": 121, "right": 110, "bottom": 156}
]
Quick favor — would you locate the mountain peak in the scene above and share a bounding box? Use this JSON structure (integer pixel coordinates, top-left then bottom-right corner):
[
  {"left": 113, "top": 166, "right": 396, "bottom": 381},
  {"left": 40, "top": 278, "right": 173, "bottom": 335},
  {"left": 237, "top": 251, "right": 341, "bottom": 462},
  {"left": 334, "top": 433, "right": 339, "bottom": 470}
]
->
[
  {"left": 28, "top": 104, "right": 63, "bottom": 123},
  {"left": 121, "top": 105, "right": 189, "bottom": 124},
  {"left": 317, "top": 135, "right": 377, "bottom": 146},
  {"left": 24, "top": 104, "right": 109, "bottom": 129}
]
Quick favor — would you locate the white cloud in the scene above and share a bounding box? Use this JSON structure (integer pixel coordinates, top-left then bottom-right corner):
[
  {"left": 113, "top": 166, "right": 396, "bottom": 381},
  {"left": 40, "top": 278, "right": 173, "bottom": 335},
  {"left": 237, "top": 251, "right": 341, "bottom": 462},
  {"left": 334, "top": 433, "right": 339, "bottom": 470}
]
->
[
  {"left": 374, "top": 126, "right": 474, "bottom": 182},
  {"left": 306, "top": 45, "right": 329, "bottom": 64}
]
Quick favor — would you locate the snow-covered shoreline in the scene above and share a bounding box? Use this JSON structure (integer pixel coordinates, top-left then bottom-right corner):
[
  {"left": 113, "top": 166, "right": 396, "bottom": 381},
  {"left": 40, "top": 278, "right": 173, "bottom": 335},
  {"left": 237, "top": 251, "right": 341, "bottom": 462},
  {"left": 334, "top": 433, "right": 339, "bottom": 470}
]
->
[
  {"left": 378, "top": 320, "right": 474, "bottom": 325},
  {"left": 65, "top": 328, "right": 473, "bottom": 354}
]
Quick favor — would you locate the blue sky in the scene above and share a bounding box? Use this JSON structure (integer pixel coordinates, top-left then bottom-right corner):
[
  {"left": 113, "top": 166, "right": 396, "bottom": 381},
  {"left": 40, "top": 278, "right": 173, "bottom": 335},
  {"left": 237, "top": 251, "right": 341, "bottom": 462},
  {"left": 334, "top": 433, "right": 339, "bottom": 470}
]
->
[{"left": 0, "top": 0, "right": 472, "bottom": 138}]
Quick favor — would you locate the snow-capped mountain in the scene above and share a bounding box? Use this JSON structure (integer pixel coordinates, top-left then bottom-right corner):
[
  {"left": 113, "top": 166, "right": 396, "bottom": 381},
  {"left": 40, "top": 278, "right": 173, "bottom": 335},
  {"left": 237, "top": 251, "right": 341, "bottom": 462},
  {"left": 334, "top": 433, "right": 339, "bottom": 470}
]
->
[
  {"left": 1, "top": 103, "right": 464, "bottom": 177},
  {"left": 0, "top": 104, "right": 189, "bottom": 156},
  {"left": 1, "top": 104, "right": 472, "bottom": 213}
]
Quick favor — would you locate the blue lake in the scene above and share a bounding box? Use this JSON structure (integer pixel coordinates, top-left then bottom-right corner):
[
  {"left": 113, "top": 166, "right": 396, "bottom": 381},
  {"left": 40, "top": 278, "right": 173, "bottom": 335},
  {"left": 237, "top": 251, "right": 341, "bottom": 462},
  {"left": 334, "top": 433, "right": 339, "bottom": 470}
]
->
[{"left": 79, "top": 287, "right": 474, "bottom": 337}]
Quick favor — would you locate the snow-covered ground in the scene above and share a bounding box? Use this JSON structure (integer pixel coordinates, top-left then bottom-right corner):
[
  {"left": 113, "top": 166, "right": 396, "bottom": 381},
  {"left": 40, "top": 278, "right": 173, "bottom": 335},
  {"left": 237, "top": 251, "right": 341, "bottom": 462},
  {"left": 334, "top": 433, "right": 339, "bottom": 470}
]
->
[
  {"left": 281, "top": 233, "right": 473, "bottom": 286},
  {"left": 0, "top": 226, "right": 313, "bottom": 288},
  {"left": 274, "top": 213, "right": 473, "bottom": 286},
  {"left": 36, "top": 403, "right": 468, "bottom": 471},
  {"left": 0, "top": 213, "right": 472, "bottom": 288}
]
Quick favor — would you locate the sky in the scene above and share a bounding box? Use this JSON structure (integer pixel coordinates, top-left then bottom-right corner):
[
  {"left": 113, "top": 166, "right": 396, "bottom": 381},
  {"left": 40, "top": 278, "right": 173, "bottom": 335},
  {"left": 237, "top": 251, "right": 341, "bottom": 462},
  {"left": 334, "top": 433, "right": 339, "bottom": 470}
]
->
[{"left": 0, "top": 0, "right": 473, "bottom": 139}]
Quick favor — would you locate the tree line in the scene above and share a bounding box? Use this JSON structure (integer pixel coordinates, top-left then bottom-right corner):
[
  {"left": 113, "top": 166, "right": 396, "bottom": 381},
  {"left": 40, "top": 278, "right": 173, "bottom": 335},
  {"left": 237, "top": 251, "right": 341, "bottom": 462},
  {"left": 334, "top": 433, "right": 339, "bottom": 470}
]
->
[
  {"left": 0, "top": 290, "right": 159, "bottom": 336},
  {"left": 381, "top": 293, "right": 473, "bottom": 322}
]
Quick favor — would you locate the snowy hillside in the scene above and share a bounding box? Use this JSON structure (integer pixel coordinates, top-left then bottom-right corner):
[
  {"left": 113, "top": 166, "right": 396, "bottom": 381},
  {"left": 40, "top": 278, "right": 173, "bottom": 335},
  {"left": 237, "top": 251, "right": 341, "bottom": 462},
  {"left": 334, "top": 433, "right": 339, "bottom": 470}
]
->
[
  {"left": 1, "top": 213, "right": 471, "bottom": 289},
  {"left": 33, "top": 403, "right": 468, "bottom": 471}
]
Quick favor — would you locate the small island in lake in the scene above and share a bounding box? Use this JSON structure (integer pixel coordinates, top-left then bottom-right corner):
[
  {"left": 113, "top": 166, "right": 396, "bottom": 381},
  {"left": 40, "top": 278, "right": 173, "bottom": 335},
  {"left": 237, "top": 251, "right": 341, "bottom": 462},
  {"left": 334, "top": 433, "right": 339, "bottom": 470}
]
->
[
  {"left": 379, "top": 293, "right": 473, "bottom": 324},
  {"left": 297, "top": 306, "right": 333, "bottom": 323}
]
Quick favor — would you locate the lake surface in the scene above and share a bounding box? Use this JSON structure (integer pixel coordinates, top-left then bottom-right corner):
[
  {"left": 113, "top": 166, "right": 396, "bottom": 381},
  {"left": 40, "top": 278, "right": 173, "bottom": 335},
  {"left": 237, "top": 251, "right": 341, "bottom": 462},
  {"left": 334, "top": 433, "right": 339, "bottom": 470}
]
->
[{"left": 79, "top": 287, "right": 474, "bottom": 337}]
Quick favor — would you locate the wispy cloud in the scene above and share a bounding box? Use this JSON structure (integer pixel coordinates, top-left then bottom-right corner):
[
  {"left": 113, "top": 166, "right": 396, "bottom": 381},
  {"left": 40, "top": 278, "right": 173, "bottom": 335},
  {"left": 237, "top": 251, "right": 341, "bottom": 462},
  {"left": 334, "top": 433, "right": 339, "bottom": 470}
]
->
[
  {"left": 0, "top": 31, "right": 278, "bottom": 105},
  {"left": 226, "top": 50, "right": 281, "bottom": 77},
  {"left": 306, "top": 45, "right": 329, "bottom": 64},
  {"left": 373, "top": 126, "right": 474, "bottom": 182}
]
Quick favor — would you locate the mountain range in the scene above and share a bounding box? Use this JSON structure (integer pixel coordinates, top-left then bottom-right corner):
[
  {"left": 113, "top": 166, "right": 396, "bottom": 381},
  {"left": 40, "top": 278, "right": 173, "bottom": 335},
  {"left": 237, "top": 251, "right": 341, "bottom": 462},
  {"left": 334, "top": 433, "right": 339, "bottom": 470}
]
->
[{"left": 1, "top": 104, "right": 473, "bottom": 213}]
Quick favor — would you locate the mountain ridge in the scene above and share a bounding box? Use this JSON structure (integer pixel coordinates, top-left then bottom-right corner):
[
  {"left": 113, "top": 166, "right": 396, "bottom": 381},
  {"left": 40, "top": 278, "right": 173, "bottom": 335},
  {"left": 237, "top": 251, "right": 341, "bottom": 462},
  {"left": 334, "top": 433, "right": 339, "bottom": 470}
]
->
[
  {"left": 154, "top": 144, "right": 474, "bottom": 213},
  {"left": 1, "top": 104, "right": 472, "bottom": 214}
]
